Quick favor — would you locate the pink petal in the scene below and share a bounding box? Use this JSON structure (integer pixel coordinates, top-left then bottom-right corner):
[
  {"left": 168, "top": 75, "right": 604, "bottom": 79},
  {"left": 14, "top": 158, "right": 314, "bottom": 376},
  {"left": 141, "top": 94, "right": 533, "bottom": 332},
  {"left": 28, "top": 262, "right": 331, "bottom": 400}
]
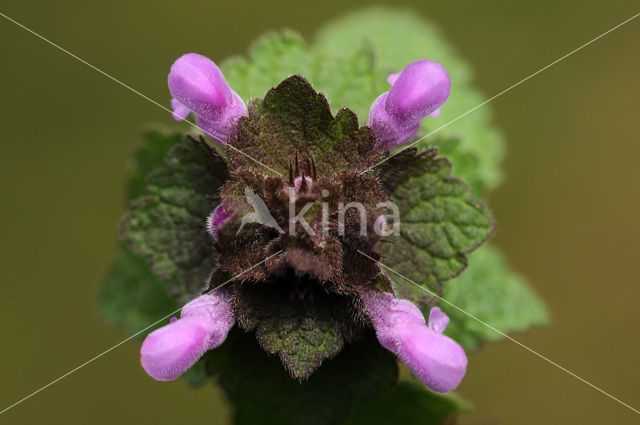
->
[
  {"left": 206, "top": 204, "right": 232, "bottom": 239},
  {"left": 367, "top": 60, "right": 451, "bottom": 151},
  {"left": 168, "top": 53, "right": 246, "bottom": 144},
  {"left": 397, "top": 323, "right": 468, "bottom": 393},
  {"left": 386, "top": 60, "right": 451, "bottom": 120},
  {"left": 293, "top": 176, "right": 313, "bottom": 192},
  {"left": 139, "top": 290, "right": 235, "bottom": 381},
  {"left": 387, "top": 72, "right": 400, "bottom": 85},
  {"left": 168, "top": 53, "right": 232, "bottom": 117},
  {"left": 170, "top": 98, "right": 191, "bottom": 121},
  {"left": 428, "top": 306, "right": 450, "bottom": 333},
  {"left": 140, "top": 316, "right": 211, "bottom": 381},
  {"left": 360, "top": 288, "right": 467, "bottom": 393}
]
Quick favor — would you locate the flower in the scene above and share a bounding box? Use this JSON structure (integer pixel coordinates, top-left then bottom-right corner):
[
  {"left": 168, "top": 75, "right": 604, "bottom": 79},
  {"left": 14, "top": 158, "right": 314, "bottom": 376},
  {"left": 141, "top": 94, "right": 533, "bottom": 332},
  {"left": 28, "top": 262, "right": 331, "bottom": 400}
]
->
[
  {"left": 368, "top": 59, "right": 451, "bottom": 151},
  {"left": 206, "top": 204, "right": 231, "bottom": 240},
  {"left": 168, "top": 53, "right": 247, "bottom": 144},
  {"left": 135, "top": 55, "right": 474, "bottom": 393},
  {"left": 360, "top": 288, "right": 467, "bottom": 393},
  {"left": 140, "top": 289, "right": 235, "bottom": 381}
]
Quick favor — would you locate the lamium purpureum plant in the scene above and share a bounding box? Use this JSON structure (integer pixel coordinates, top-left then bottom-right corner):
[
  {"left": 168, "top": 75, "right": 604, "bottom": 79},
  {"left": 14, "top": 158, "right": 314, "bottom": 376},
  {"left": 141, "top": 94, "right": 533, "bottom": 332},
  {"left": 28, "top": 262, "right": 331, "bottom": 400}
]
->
[
  {"left": 100, "top": 8, "right": 548, "bottom": 425},
  {"left": 138, "top": 53, "right": 473, "bottom": 390}
]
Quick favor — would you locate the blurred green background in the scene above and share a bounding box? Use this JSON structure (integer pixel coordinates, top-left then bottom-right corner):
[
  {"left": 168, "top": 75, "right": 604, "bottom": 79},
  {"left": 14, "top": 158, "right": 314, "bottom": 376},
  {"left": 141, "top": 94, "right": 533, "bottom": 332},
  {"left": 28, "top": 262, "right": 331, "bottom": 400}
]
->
[{"left": 1, "top": 1, "right": 638, "bottom": 424}]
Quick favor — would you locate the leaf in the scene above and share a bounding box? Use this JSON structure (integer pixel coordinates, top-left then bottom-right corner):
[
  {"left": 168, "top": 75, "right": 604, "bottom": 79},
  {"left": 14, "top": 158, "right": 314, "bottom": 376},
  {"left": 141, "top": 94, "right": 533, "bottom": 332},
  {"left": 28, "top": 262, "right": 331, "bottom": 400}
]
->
[
  {"left": 222, "top": 30, "right": 390, "bottom": 124},
  {"left": 439, "top": 245, "right": 549, "bottom": 351},
  {"left": 312, "top": 44, "right": 389, "bottom": 119},
  {"left": 206, "top": 329, "right": 398, "bottom": 425},
  {"left": 99, "top": 245, "right": 210, "bottom": 387},
  {"left": 344, "top": 381, "right": 467, "bottom": 425},
  {"left": 377, "top": 148, "right": 494, "bottom": 304},
  {"left": 228, "top": 75, "right": 378, "bottom": 176},
  {"left": 222, "top": 31, "right": 316, "bottom": 104},
  {"left": 234, "top": 279, "right": 365, "bottom": 379},
  {"left": 313, "top": 7, "right": 505, "bottom": 196},
  {"left": 220, "top": 27, "right": 499, "bottom": 194},
  {"left": 99, "top": 130, "right": 185, "bottom": 335},
  {"left": 98, "top": 244, "right": 178, "bottom": 337},
  {"left": 121, "top": 136, "right": 229, "bottom": 300},
  {"left": 146, "top": 136, "right": 228, "bottom": 218},
  {"left": 126, "top": 129, "right": 184, "bottom": 200},
  {"left": 101, "top": 131, "right": 215, "bottom": 385},
  {"left": 222, "top": 31, "right": 387, "bottom": 118}
]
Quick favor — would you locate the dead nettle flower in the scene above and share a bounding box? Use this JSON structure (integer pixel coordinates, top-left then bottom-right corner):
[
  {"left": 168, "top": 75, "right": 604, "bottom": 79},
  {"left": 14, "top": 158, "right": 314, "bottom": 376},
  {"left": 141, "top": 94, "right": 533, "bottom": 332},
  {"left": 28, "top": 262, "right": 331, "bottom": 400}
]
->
[
  {"left": 138, "top": 53, "right": 468, "bottom": 393},
  {"left": 141, "top": 289, "right": 235, "bottom": 381},
  {"left": 206, "top": 204, "right": 231, "bottom": 240},
  {"left": 168, "top": 53, "right": 247, "bottom": 143},
  {"left": 368, "top": 59, "right": 450, "bottom": 151},
  {"left": 360, "top": 289, "right": 466, "bottom": 393}
]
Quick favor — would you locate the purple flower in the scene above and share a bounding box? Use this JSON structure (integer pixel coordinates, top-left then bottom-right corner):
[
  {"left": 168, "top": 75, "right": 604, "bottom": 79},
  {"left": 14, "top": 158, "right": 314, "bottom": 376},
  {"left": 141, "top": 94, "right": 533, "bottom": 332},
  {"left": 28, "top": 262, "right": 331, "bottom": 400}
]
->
[
  {"left": 293, "top": 176, "right": 313, "bottom": 193},
  {"left": 140, "top": 289, "right": 235, "bottom": 381},
  {"left": 168, "top": 53, "right": 247, "bottom": 145},
  {"left": 136, "top": 63, "right": 472, "bottom": 389},
  {"left": 170, "top": 98, "right": 190, "bottom": 121},
  {"left": 360, "top": 288, "right": 467, "bottom": 393},
  {"left": 206, "top": 204, "right": 232, "bottom": 240},
  {"left": 368, "top": 59, "right": 451, "bottom": 151}
]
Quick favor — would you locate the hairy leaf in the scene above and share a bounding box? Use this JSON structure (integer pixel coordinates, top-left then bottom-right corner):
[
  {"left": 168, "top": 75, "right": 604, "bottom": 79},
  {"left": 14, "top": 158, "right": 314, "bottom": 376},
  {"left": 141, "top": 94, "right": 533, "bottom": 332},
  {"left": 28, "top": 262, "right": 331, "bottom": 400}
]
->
[
  {"left": 126, "top": 130, "right": 183, "bottom": 200},
  {"left": 228, "top": 75, "right": 378, "bottom": 176},
  {"left": 377, "top": 148, "right": 494, "bottom": 303},
  {"left": 314, "top": 7, "right": 505, "bottom": 196},
  {"left": 205, "top": 329, "right": 397, "bottom": 425},
  {"left": 100, "top": 130, "right": 185, "bottom": 333},
  {"left": 234, "top": 278, "right": 365, "bottom": 379},
  {"left": 222, "top": 31, "right": 387, "bottom": 119},
  {"left": 440, "top": 245, "right": 549, "bottom": 351},
  {"left": 345, "top": 381, "right": 467, "bottom": 425},
  {"left": 223, "top": 31, "right": 315, "bottom": 104},
  {"left": 221, "top": 23, "right": 503, "bottom": 196},
  {"left": 98, "top": 245, "right": 178, "bottom": 336},
  {"left": 121, "top": 136, "right": 228, "bottom": 300}
]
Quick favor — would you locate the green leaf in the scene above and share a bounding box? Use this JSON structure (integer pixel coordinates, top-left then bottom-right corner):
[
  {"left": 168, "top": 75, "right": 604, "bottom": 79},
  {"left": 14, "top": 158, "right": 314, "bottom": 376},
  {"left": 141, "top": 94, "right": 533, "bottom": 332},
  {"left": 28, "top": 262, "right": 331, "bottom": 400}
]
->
[
  {"left": 222, "top": 31, "right": 387, "bottom": 120},
  {"left": 234, "top": 280, "right": 364, "bottom": 379},
  {"left": 313, "top": 7, "right": 505, "bottom": 196},
  {"left": 345, "top": 381, "right": 467, "bottom": 425},
  {"left": 439, "top": 245, "right": 549, "bottom": 351},
  {"left": 228, "top": 75, "right": 378, "bottom": 176},
  {"left": 220, "top": 25, "right": 500, "bottom": 195},
  {"left": 312, "top": 44, "right": 388, "bottom": 119},
  {"left": 98, "top": 244, "right": 177, "bottom": 336},
  {"left": 207, "top": 329, "right": 398, "bottom": 425},
  {"left": 222, "top": 31, "right": 315, "bottom": 104},
  {"left": 377, "top": 148, "right": 494, "bottom": 304},
  {"left": 126, "top": 130, "right": 184, "bottom": 201},
  {"left": 121, "top": 136, "right": 228, "bottom": 300},
  {"left": 99, "top": 244, "right": 210, "bottom": 385},
  {"left": 99, "top": 130, "right": 183, "bottom": 335}
]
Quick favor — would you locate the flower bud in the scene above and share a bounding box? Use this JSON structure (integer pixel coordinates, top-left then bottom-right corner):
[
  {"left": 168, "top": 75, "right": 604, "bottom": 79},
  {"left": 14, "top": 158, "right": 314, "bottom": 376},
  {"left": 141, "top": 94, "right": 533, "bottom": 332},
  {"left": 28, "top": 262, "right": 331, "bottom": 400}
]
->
[
  {"left": 206, "top": 204, "right": 231, "bottom": 240},
  {"left": 168, "top": 53, "right": 246, "bottom": 144},
  {"left": 368, "top": 59, "right": 451, "bottom": 151},
  {"left": 140, "top": 291, "right": 235, "bottom": 381},
  {"left": 386, "top": 60, "right": 450, "bottom": 121},
  {"left": 293, "top": 176, "right": 313, "bottom": 193}
]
